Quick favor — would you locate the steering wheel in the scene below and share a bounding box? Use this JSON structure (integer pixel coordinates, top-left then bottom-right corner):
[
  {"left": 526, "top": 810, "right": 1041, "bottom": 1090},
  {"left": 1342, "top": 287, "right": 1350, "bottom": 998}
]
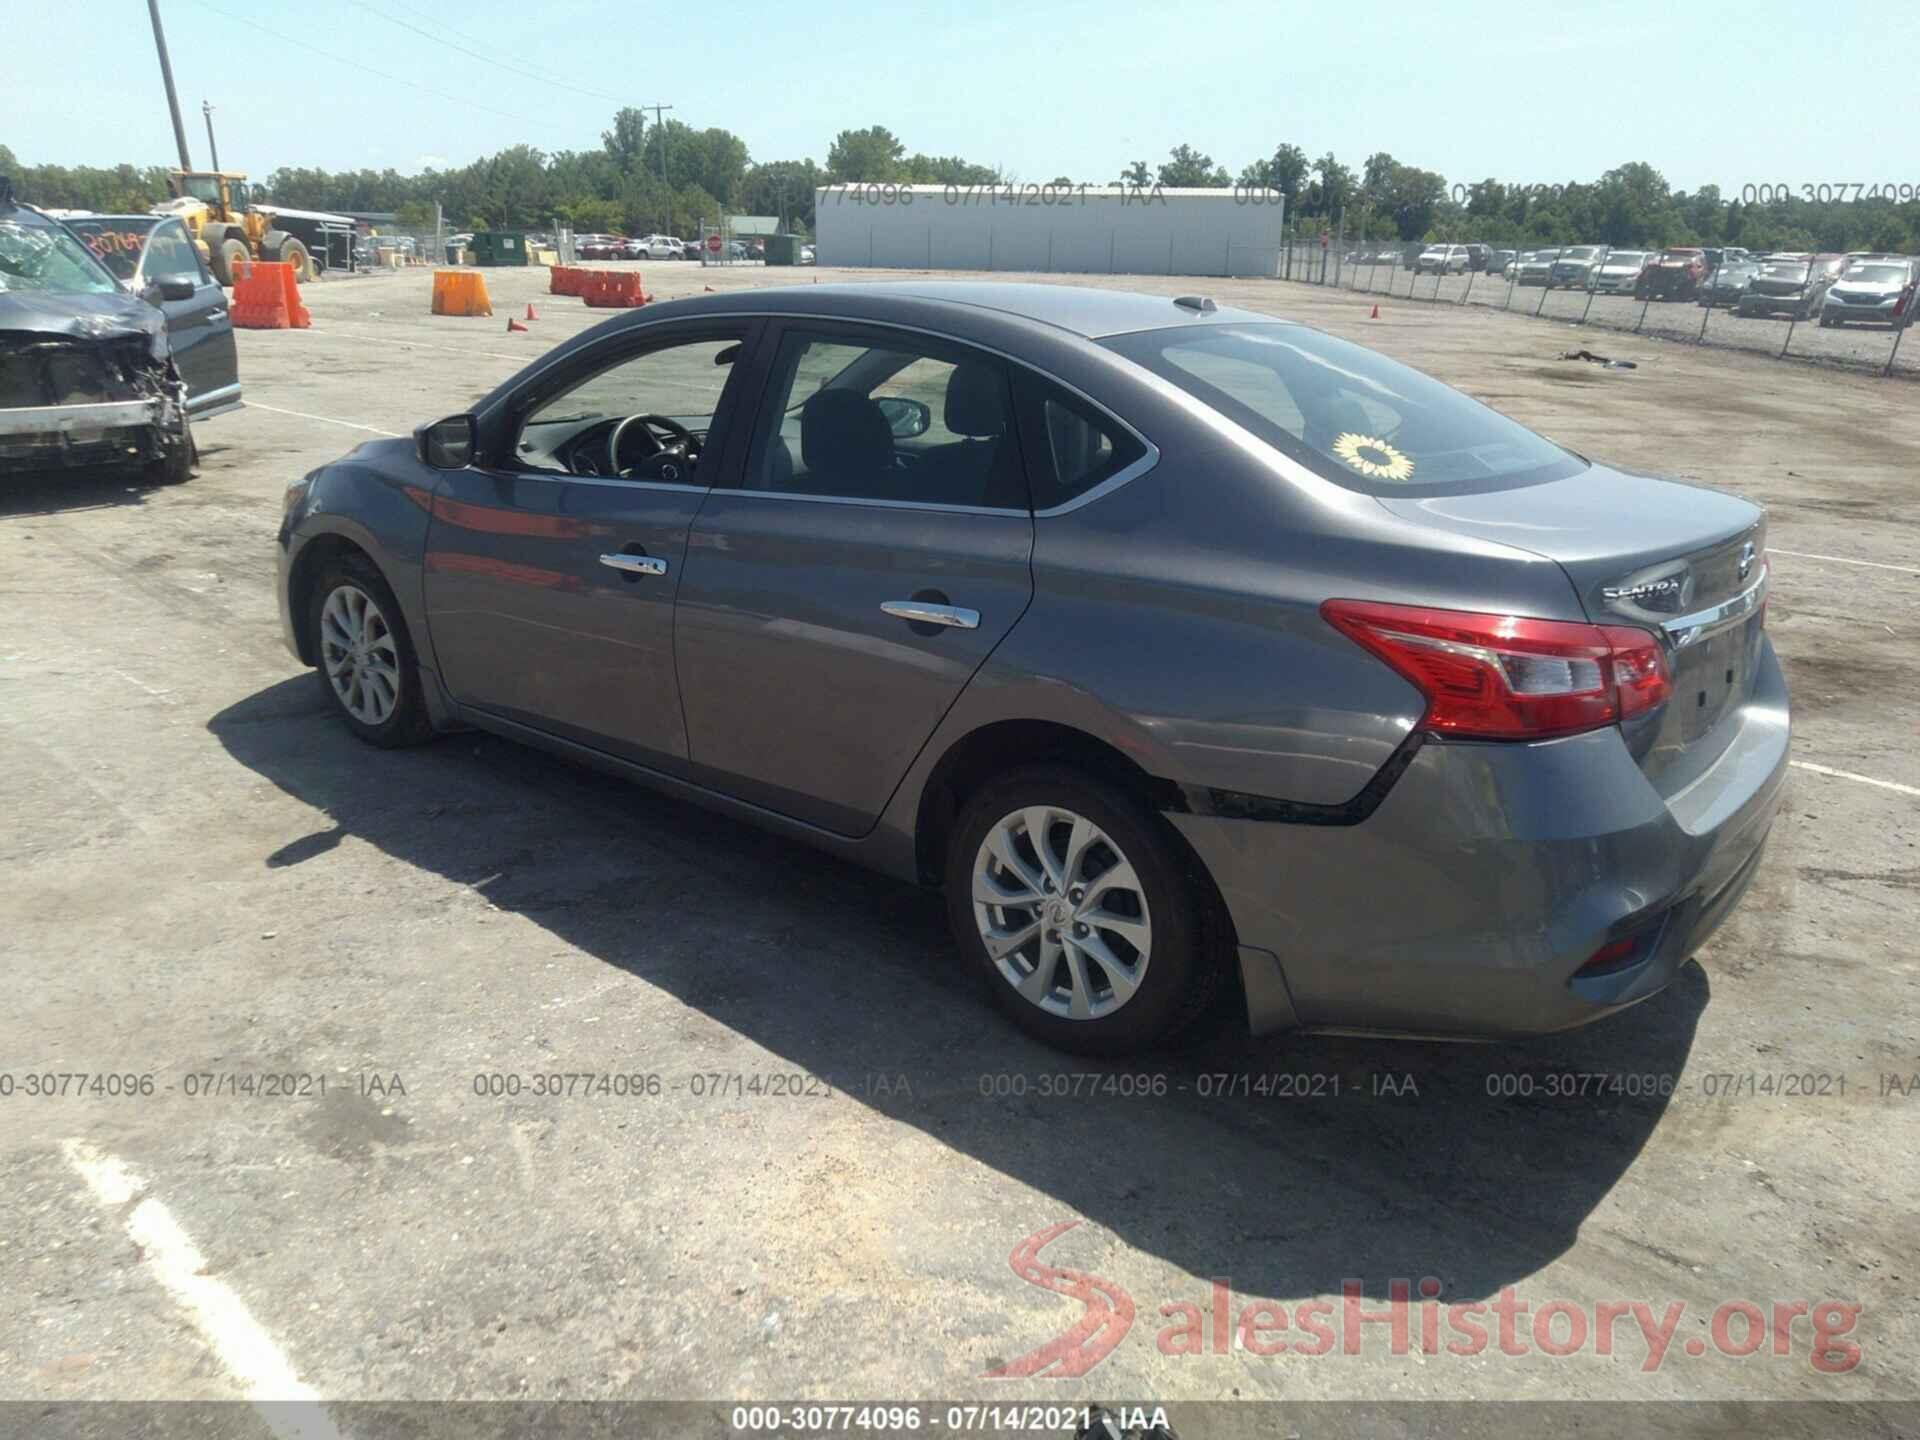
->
[{"left": 607, "top": 412, "right": 697, "bottom": 481}]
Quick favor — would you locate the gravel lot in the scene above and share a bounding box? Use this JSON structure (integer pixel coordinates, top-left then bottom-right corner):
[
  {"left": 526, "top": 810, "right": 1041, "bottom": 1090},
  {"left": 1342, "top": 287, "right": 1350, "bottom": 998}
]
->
[{"left": 3, "top": 260, "right": 1917, "bottom": 1432}]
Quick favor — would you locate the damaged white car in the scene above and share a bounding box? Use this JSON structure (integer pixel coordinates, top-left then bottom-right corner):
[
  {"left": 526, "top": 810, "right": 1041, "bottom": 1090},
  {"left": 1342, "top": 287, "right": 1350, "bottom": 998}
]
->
[{"left": 1, "top": 180, "right": 238, "bottom": 484}]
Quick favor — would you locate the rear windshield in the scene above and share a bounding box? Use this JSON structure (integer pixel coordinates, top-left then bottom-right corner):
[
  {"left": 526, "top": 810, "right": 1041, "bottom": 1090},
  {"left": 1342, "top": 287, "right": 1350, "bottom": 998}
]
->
[{"left": 1104, "top": 323, "right": 1585, "bottom": 496}]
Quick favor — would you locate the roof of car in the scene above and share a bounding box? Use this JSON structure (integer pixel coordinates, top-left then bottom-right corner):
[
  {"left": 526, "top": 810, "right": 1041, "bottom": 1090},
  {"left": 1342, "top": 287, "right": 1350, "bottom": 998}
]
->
[{"left": 674, "top": 281, "right": 1277, "bottom": 339}]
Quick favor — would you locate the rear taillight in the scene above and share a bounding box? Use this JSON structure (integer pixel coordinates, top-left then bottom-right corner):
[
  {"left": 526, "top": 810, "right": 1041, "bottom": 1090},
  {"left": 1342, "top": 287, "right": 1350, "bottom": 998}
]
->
[{"left": 1321, "top": 600, "right": 1673, "bottom": 741}]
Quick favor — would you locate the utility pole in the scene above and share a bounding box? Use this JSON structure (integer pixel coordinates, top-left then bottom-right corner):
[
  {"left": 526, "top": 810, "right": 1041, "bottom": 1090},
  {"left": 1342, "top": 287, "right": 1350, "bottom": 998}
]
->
[
  {"left": 202, "top": 100, "right": 220, "bottom": 172},
  {"left": 643, "top": 103, "right": 674, "bottom": 186},
  {"left": 147, "top": 0, "right": 193, "bottom": 171}
]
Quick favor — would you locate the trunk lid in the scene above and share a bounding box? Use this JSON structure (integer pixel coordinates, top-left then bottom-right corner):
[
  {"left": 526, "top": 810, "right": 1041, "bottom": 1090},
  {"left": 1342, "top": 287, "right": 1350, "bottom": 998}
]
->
[{"left": 1377, "top": 464, "right": 1767, "bottom": 790}]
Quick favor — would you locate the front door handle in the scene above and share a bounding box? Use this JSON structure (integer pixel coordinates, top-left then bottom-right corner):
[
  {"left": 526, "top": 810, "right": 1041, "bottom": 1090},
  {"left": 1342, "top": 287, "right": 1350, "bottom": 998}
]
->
[
  {"left": 882, "top": 600, "right": 979, "bottom": 630},
  {"left": 600, "top": 553, "right": 668, "bottom": 577}
]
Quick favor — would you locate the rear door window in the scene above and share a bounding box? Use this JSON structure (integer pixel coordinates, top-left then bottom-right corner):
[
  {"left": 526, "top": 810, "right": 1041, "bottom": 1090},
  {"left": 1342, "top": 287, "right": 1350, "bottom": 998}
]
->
[{"left": 1012, "top": 376, "right": 1149, "bottom": 511}]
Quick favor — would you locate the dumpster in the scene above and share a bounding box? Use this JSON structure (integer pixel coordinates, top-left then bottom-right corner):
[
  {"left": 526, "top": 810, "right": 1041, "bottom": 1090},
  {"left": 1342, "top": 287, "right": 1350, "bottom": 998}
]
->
[
  {"left": 765, "top": 233, "right": 804, "bottom": 267},
  {"left": 469, "top": 231, "right": 529, "bottom": 267}
]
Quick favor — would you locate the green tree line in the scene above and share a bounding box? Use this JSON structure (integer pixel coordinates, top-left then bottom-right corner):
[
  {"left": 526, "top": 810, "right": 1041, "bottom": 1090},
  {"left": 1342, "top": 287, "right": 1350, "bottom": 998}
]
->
[{"left": 6, "top": 125, "right": 1917, "bottom": 253}]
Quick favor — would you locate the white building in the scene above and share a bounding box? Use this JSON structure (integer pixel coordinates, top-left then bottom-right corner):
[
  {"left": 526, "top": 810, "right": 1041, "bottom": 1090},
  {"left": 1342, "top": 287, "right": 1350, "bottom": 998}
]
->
[{"left": 814, "top": 184, "right": 1286, "bottom": 278}]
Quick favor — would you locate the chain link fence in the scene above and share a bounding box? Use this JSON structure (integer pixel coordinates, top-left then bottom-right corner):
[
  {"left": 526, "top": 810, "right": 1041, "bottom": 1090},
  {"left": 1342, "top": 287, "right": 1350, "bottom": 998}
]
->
[{"left": 1276, "top": 219, "right": 1920, "bottom": 379}]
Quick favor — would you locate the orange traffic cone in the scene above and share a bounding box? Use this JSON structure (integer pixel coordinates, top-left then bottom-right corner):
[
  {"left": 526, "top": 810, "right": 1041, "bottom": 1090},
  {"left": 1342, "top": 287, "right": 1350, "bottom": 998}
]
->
[
  {"left": 507, "top": 318, "right": 528, "bottom": 333},
  {"left": 525, "top": 303, "right": 538, "bottom": 321},
  {"left": 1369, "top": 304, "right": 1380, "bottom": 319}
]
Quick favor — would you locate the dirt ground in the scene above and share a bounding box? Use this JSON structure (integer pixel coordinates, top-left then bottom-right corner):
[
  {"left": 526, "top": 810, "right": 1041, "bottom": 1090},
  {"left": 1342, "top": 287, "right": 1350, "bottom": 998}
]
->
[{"left": 2, "top": 260, "right": 1916, "bottom": 1432}]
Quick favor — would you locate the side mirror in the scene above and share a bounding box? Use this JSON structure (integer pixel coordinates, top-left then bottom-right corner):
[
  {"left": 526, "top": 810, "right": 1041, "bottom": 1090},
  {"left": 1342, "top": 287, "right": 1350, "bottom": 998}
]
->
[
  {"left": 417, "top": 414, "right": 476, "bottom": 469},
  {"left": 156, "top": 278, "right": 198, "bottom": 302},
  {"left": 875, "top": 396, "right": 931, "bottom": 439}
]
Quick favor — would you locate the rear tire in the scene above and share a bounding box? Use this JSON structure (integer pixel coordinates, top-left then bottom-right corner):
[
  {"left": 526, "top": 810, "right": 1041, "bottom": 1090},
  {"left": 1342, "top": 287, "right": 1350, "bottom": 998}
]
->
[
  {"left": 946, "top": 764, "right": 1221, "bottom": 1056},
  {"left": 307, "top": 552, "right": 436, "bottom": 748}
]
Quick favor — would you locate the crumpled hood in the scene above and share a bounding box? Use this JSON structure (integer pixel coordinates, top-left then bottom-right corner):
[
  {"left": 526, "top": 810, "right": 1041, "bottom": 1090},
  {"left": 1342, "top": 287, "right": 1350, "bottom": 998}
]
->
[{"left": 0, "top": 288, "right": 167, "bottom": 355}]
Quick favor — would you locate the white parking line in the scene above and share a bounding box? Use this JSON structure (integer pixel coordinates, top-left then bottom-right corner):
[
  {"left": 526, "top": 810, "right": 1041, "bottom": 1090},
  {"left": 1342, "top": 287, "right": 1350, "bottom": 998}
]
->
[
  {"left": 1791, "top": 761, "right": 1920, "bottom": 799},
  {"left": 60, "top": 1139, "right": 342, "bottom": 1439},
  {"left": 306, "top": 326, "right": 555, "bottom": 362},
  {"left": 1772, "top": 548, "right": 1920, "bottom": 576},
  {"left": 241, "top": 401, "right": 400, "bottom": 437}
]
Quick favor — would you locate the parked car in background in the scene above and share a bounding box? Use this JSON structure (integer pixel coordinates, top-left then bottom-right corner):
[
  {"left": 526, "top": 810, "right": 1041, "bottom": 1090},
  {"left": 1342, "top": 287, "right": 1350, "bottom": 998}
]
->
[
  {"left": 1701, "top": 247, "right": 1750, "bottom": 274},
  {"left": 576, "top": 234, "right": 622, "bottom": 260},
  {"left": 1415, "top": 244, "right": 1471, "bottom": 275},
  {"left": 1513, "top": 251, "right": 1558, "bottom": 286},
  {"left": 1819, "top": 259, "right": 1916, "bottom": 328},
  {"left": 1737, "top": 256, "right": 1844, "bottom": 320},
  {"left": 276, "top": 281, "right": 1787, "bottom": 1055},
  {"left": 2, "top": 191, "right": 236, "bottom": 483},
  {"left": 1463, "top": 243, "right": 1493, "bottom": 272},
  {"left": 1588, "top": 250, "right": 1649, "bottom": 294},
  {"left": 1550, "top": 245, "right": 1606, "bottom": 288},
  {"left": 799, "top": 243, "right": 816, "bottom": 264},
  {"left": 1484, "top": 249, "right": 1516, "bottom": 277},
  {"left": 1637, "top": 248, "right": 1707, "bottom": 301},
  {"left": 1698, "top": 259, "right": 1760, "bottom": 309}
]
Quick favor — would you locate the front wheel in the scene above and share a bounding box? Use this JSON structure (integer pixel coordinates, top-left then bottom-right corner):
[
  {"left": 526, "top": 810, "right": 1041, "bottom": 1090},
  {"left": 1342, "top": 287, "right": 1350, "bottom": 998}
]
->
[
  {"left": 947, "top": 765, "right": 1220, "bottom": 1055},
  {"left": 277, "top": 235, "right": 313, "bottom": 282},
  {"left": 308, "top": 553, "right": 435, "bottom": 748}
]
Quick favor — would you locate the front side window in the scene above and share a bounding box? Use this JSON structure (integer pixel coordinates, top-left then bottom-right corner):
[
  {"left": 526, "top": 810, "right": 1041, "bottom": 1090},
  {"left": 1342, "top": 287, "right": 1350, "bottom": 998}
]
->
[
  {"left": 141, "top": 223, "right": 205, "bottom": 284},
  {"left": 513, "top": 333, "right": 744, "bottom": 481},
  {"left": 1105, "top": 323, "right": 1583, "bottom": 497},
  {"left": 745, "top": 329, "right": 1028, "bottom": 510}
]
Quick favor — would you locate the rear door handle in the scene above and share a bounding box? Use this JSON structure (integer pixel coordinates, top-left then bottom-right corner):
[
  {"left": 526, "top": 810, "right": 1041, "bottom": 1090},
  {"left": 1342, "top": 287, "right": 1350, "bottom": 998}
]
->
[
  {"left": 600, "top": 553, "right": 668, "bottom": 576},
  {"left": 882, "top": 600, "right": 978, "bottom": 629}
]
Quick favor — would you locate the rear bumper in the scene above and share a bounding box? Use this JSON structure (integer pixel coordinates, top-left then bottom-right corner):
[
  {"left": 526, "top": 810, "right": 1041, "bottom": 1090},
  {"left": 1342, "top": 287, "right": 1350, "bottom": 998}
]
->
[{"left": 1174, "top": 637, "right": 1790, "bottom": 1039}]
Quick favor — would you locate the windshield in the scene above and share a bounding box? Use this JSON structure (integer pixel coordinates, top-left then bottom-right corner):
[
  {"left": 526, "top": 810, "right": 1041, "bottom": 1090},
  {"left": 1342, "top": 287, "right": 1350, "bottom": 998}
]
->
[
  {"left": 0, "top": 215, "right": 121, "bottom": 295},
  {"left": 63, "top": 218, "right": 159, "bottom": 282},
  {"left": 1847, "top": 264, "right": 1909, "bottom": 284},
  {"left": 1760, "top": 263, "right": 1807, "bottom": 279},
  {"left": 1105, "top": 323, "right": 1583, "bottom": 497},
  {"left": 1609, "top": 252, "right": 1648, "bottom": 265},
  {"left": 1566, "top": 247, "right": 1602, "bottom": 260}
]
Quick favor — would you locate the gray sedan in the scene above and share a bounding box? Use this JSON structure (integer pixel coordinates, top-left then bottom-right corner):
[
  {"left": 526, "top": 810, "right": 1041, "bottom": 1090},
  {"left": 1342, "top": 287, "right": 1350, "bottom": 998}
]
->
[{"left": 276, "top": 283, "right": 1787, "bottom": 1054}]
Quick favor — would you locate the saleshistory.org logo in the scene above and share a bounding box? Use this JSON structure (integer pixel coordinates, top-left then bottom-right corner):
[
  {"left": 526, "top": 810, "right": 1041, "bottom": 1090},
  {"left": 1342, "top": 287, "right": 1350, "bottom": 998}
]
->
[{"left": 986, "top": 1223, "right": 1862, "bottom": 1377}]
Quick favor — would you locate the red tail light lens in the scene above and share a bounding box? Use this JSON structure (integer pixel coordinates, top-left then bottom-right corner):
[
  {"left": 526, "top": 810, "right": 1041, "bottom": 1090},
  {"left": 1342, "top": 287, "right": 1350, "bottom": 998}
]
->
[{"left": 1321, "top": 600, "right": 1673, "bottom": 740}]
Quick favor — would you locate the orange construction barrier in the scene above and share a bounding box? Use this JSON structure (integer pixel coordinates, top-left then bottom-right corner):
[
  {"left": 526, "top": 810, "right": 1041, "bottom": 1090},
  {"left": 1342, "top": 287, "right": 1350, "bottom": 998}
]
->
[
  {"left": 550, "top": 265, "right": 582, "bottom": 296},
  {"left": 431, "top": 269, "right": 493, "bottom": 317},
  {"left": 229, "top": 260, "right": 310, "bottom": 329},
  {"left": 582, "top": 270, "right": 648, "bottom": 308}
]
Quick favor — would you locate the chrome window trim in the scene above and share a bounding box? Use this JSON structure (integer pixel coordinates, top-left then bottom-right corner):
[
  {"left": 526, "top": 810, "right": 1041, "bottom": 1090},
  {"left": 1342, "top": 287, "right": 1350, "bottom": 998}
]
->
[
  {"left": 1661, "top": 566, "right": 1769, "bottom": 650},
  {"left": 504, "top": 308, "right": 1162, "bottom": 517},
  {"left": 715, "top": 488, "right": 1028, "bottom": 519},
  {"left": 501, "top": 471, "right": 712, "bottom": 495}
]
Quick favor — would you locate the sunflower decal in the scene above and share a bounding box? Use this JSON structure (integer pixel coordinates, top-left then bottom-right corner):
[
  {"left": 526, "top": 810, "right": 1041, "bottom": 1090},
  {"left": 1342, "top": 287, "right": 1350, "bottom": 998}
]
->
[{"left": 1331, "top": 432, "right": 1415, "bottom": 482}]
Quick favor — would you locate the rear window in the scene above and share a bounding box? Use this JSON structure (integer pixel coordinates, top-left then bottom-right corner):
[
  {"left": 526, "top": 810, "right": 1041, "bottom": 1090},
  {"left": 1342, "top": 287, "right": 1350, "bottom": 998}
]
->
[{"left": 1104, "top": 323, "right": 1584, "bottom": 497}]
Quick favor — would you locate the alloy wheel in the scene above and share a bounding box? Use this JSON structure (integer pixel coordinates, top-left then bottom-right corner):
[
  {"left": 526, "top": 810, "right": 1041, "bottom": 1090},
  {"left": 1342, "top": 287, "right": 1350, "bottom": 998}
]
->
[
  {"left": 971, "top": 805, "right": 1153, "bottom": 1021},
  {"left": 320, "top": 583, "right": 401, "bottom": 726}
]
